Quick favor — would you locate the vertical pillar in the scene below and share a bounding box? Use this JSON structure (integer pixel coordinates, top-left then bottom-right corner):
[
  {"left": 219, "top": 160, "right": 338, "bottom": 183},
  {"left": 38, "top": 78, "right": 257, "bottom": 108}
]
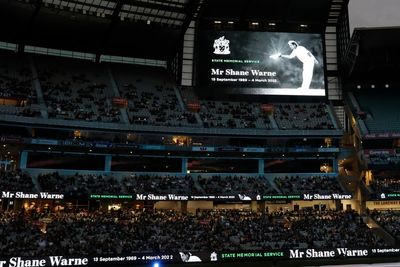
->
[
  {"left": 259, "top": 201, "right": 266, "bottom": 214},
  {"left": 181, "top": 201, "right": 188, "bottom": 214},
  {"left": 105, "top": 155, "right": 112, "bottom": 172},
  {"left": 333, "top": 158, "right": 339, "bottom": 173},
  {"left": 258, "top": 159, "right": 264, "bottom": 174},
  {"left": 251, "top": 201, "right": 258, "bottom": 212},
  {"left": 182, "top": 158, "right": 187, "bottom": 174},
  {"left": 20, "top": 151, "right": 28, "bottom": 169}
]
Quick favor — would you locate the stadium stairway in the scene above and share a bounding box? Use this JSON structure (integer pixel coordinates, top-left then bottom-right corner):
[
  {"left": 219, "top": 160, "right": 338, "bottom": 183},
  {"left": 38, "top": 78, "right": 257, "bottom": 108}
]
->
[
  {"left": 173, "top": 86, "right": 186, "bottom": 111},
  {"left": 362, "top": 215, "right": 396, "bottom": 246},
  {"left": 191, "top": 175, "right": 207, "bottom": 194},
  {"left": 268, "top": 113, "right": 278, "bottom": 129},
  {"left": 265, "top": 175, "right": 284, "bottom": 193},
  {"left": 345, "top": 92, "right": 369, "bottom": 134},
  {"left": 359, "top": 180, "right": 374, "bottom": 214},
  {"left": 326, "top": 103, "right": 340, "bottom": 130},
  {"left": 107, "top": 67, "right": 130, "bottom": 124},
  {"left": 173, "top": 85, "right": 204, "bottom": 126},
  {"left": 28, "top": 55, "right": 48, "bottom": 119},
  {"left": 31, "top": 173, "right": 43, "bottom": 193},
  {"left": 193, "top": 112, "right": 203, "bottom": 126},
  {"left": 347, "top": 91, "right": 361, "bottom": 114}
]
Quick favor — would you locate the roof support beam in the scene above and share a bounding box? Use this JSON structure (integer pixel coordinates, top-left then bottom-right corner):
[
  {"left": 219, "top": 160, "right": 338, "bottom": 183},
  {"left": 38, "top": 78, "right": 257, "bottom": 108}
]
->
[
  {"left": 169, "top": 0, "right": 200, "bottom": 60},
  {"left": 19, "top": 0, "right": 43, "bottom": 52},
  {"left": 122, "top": 0, "right": 187, "bottom": 13},
  {"left": 96, "top": 0, "right": 126, "bottom": 61}
]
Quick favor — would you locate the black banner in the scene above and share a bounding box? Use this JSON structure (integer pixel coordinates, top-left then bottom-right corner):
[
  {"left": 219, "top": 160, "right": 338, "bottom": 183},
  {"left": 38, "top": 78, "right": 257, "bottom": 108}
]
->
[
  {"left": 1, "top": 248, "right": 400, "bottom": 266},
  {"left": 0, "top": 191, "right": 352, "bottom": 201}
]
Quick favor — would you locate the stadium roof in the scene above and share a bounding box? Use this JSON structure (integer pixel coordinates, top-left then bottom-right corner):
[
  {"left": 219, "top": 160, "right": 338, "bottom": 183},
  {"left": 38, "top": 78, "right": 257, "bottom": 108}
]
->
[
  {"left": 200, "top": 0, "right": 335, "bottom": 32},
  {"left": 0, "top": 0, "right": 343, "bottom": 60},
  {"left": 0, "top": 0, "right": 199, "bottom": 60},
  {"left": 343, "top": 27, "right": 400, "bottom": 85}
]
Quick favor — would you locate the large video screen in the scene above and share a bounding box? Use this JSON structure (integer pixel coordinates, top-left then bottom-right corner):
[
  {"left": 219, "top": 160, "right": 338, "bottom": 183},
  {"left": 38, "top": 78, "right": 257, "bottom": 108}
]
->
[{"left": 198, "top": 30, "right": 326, "bottom": 96}]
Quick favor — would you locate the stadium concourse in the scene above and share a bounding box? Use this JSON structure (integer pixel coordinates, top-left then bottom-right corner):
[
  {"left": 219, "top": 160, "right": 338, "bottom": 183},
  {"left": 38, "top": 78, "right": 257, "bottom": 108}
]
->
[{"left": 1, "top": 0, "right": 400, "bottom": 266}]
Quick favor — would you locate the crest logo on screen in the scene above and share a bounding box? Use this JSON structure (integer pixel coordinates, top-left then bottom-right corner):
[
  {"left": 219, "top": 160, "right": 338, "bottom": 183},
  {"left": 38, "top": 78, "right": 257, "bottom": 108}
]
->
[
  {"left": 210, "top": 252, "right": 218, "bottom": 261},
  {"left": 213, "top": 36, "right": 230, "bottom": 55}
]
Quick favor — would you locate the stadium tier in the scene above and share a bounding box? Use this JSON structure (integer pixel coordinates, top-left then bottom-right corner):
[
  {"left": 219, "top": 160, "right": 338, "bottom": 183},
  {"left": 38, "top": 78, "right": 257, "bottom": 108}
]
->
[{"left": 0, "top": 50, "right": 341, "bottom": 136}]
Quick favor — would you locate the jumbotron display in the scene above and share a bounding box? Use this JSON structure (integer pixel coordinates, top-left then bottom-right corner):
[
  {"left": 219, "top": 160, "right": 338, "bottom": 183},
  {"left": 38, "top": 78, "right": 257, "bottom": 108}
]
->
[{"left": 198, "top": 30, "right": 326, "bottom": 96}]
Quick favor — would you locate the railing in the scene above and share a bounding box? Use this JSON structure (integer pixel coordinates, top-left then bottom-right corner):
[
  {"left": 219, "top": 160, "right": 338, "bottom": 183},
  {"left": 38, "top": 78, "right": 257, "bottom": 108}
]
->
[{"left": 0, "top": 114, "right": 343, "bottom": 137}]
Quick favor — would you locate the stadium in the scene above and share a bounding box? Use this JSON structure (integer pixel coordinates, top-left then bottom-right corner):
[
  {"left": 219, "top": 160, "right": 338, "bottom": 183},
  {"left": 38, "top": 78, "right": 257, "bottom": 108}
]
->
[{"left": 0, "top": 0, "right": 399, "bottom": 266}]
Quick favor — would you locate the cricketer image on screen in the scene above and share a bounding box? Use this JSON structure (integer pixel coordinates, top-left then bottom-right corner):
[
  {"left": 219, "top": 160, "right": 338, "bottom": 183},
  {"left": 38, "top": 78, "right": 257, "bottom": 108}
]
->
[{"left": 198, "top": 31, "right": 327, "bottom": 96}]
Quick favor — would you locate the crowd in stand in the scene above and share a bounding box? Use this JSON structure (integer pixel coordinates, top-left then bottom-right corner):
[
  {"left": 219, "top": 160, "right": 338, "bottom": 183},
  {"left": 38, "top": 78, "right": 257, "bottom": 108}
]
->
[
  {"left": 37, "top": 173, "right": 276, "bottom": 197},
  {"left": 367, "top": 153, "right": 400, "bottom": 166},
  {"left": 38, "top": 172, "right": 122, "bottom": 197},
  {"left": 44, "top": 83, "right": 121, "bottom": 122},
  {"left": 34, "top": 55, "right": 120, "bottom": 122},
  {"left": 197, "top": 175, "right": 276, "bottom": 197},
  {"left": 122, "top": 174, "right": 196, "bottom": 194},
  {"left": 199, "top": 101, "right": 272, "bottom": 129},
  {"left": 0, "top": 169, "right": 390, "bottom": 257},
  {"left": 370, "top": 210, "right": 400, "bottom": 240},
  {"left": 3, "top": 171, "right": 350, "bottom": 197},
  {"left": 274, "top": 175, "right": 344, "bottom": 194},
  {"left": 274, "top": 103, "right": 335, "bottom": 130},
  {"left": 0, "top": 51, "right": 41, "bottom": 117},
  {"left": 0, "top": 208, "right": 387, "bottom": 256},
  {"left": 370, "top": 176, "right": 400, "bottom": 193},
  {"left": 110, "top": 63, "right": 200, "bottom": 127},
  {"left": 121, "top": 83, "right": 197, "bottom": 127},
  {"left": 0, "top": 51, "right": 36, "bottom": 100},
  {"left": 0, "top": 170, "right": 35, "bottom": 192}
]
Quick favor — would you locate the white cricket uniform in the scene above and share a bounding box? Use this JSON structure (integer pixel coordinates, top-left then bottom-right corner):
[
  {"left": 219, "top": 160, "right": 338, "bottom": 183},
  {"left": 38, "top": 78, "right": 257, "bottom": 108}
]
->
[{"left": 289, "top": 46, "right": 316, "bottom": 89}]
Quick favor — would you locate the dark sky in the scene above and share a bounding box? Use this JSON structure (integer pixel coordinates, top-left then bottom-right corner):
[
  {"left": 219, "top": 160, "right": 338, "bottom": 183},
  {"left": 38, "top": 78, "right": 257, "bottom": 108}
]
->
[{"left": 349, "top": 0, "right": 400, "bottom": 34}]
